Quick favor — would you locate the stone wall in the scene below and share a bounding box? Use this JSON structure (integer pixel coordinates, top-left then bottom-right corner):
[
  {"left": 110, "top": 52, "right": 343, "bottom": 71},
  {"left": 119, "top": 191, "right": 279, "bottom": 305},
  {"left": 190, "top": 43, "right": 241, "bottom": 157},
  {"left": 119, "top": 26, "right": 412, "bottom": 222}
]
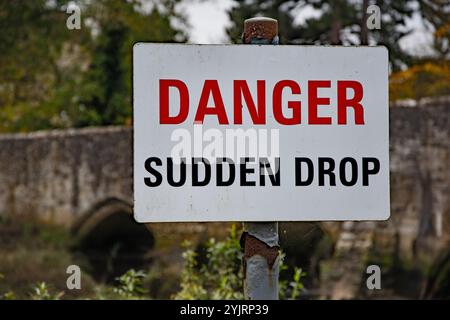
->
[
  {"left": 0, "top": 103, "right": 448, "bottom": 298},
  {"left": 320, "top": 103, "right": 449, "bottom": 298},
  {"left": 0, "top": 127, "right": 132, "bottom": 225},
  {"left": 388, "top": 104, "right": 449, "bottom": 258},
  {"left": 0, "top": 104, "right": 448, "bottom": 269}
]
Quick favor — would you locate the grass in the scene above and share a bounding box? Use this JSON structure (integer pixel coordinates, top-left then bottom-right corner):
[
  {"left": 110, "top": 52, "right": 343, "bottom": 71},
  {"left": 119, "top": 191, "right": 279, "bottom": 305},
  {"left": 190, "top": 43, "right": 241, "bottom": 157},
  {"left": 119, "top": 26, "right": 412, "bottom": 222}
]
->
[
  {"left": 0, "top": 216, "right": 311, "bottom": 300},
  {"left": 0, "top": 214, "right": 187, "bottom": 299},
  {"left": 0, "top": 215, "right": 98, "bottom": 299}
]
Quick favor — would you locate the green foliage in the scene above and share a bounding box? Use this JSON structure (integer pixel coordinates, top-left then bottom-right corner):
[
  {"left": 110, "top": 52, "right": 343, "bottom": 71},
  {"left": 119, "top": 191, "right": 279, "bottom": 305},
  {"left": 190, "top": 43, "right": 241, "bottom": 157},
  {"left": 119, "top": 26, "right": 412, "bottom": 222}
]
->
[
  {"left": 0, "top": 273, "right": 15, "bottom": 300},
  {"left": 174, "top": 225, "right": 243, "bottom": 300},
  {"left": 174, "top": 225, "right": 306, "bottom": 300},
  {"left": 113, "top": 269, "right": 148, "bottom": 299},
  {"left": 0, "top": 0, "right": 186, "bottom": 132},
  {"left": 174, "top": 242, "right": 209, "bottom": 299},
  {"left": 0, "top": 0, "right": 88, "bottom": 131},
  {"left": 0, "top": 217, "right": 97, "bottom": 300},
  {"left": 278, "top": 253, "right": 307, "bottom": 300},
  {"left": 291, "top": 268, "right": 306, "bottom": 298},
  {"left": 77, "top": 0, "right": 186, "bottom": 127},
  {"left": 30, "top": 282, "right": 64, "bottom": 300},
  {"left": 0, "top": 222, "right": 307, "bottom": 300},
  {"left": 2, "top": 291, "right": 16, "bottom": 300},
  {"left": 227, "top": 0, "right": 447, "bottom": 71},
  {"left": 280, "top": 267, "right": 306, "bottom": 300},
  {"left": 0, "top": 274, "right": 14, "bottom": 300},
  {"left": 390, "top": 61, "right": 450, "bottom": 101}
]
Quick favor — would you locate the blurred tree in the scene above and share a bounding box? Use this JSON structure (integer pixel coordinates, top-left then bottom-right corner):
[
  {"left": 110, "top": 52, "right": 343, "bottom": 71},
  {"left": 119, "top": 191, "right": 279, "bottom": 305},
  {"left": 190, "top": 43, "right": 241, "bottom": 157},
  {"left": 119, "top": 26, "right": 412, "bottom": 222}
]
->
[
  {"left": 390, "top": 61, "right": 450, "bottom": 101},
  {"left": 227, "top": 0, "right": 417, "bottom": 70},
  {"left": 228, "top": 0, "right": 449, "bottom": 101},
  {"left": 0, "top": 0, "right": 186, "bottom": 132},
  {"left": 418, "top": 0, "right": 449, "bottom": 59},
  {"left": 389, "top": 0, "right": 449, "bottom": 102},
  {"left": 77, "top": 0, "right": 186, "bottom": 126},
  {"left": 0, "top": 0, "right": 88, "bottom": 131}
]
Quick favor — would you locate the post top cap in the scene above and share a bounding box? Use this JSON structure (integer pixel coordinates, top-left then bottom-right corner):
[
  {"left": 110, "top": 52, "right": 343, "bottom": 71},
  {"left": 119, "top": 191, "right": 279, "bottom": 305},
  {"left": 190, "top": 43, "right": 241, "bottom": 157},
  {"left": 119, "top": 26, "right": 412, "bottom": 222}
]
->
[
  {"left": 244, "top": 17, "right": 277, "bottom": 23},
  {"left": 243, "top": 17, "right": 278, "bottom": 44}
]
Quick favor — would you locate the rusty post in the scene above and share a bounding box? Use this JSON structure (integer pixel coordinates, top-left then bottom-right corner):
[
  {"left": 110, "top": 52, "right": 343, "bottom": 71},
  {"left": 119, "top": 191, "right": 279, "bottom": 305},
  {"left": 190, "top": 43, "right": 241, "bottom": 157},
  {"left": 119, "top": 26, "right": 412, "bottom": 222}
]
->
[{"left": 241, "top": 17, "right": 280, "bottom": 300}]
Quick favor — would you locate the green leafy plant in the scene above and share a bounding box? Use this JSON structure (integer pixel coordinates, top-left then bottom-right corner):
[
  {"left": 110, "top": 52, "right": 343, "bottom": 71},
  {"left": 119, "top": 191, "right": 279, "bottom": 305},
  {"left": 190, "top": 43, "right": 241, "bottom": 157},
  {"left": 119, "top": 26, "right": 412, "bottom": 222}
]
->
[
  {"left": 2, "top": 291, "right": 16, "bottom": 300},
  {"left": 113, "top": 269, "right": 148, "bottom": 299},
  {"left": 174, "top": 241, "right": 208, "bottom": 299},
  {"left": 289, "top": 267, "right": 307, "bottom": 299},
  {"left": 279, "top": 253, "right": 307, "bottom": 300},
  {"left": 30, "top": 282, "right": 64, "bottom": 300},
  {"left": 0, "top": 273, "right": 15, "bottom": 300},
  {"left": 174, "top": 225, "right": 306, "bottom": 300},
  {"left": 174, "top": 225, "right": 243, "bottom": 300}
]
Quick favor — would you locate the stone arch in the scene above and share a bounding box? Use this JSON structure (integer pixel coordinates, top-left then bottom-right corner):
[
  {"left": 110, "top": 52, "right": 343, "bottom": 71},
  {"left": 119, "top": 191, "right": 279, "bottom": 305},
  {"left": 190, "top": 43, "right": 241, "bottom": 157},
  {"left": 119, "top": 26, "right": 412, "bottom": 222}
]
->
[{"left": 72, "top": 198, "right": 154, "bottom": 282}]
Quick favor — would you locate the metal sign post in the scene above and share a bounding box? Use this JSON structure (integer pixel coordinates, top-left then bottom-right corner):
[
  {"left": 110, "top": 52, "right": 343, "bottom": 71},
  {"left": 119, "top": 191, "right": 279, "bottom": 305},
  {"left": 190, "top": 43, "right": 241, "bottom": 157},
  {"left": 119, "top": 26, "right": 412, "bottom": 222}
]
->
[{"left": 241, "top": 17, "right": 280, "bottom": 300}]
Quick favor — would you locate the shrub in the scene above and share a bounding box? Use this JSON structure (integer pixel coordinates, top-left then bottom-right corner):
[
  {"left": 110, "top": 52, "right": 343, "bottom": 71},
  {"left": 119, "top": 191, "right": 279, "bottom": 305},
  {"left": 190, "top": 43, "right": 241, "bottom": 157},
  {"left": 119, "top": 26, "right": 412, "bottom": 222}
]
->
[
  {"left": 174, "top": 225, "right": 306, "bottom": 300},
  {"left": 113, "top": 269, "right": 148, "bottom": 299},
  {"left": 30, "top": 282, "right": 64, "bottom": 300}
]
